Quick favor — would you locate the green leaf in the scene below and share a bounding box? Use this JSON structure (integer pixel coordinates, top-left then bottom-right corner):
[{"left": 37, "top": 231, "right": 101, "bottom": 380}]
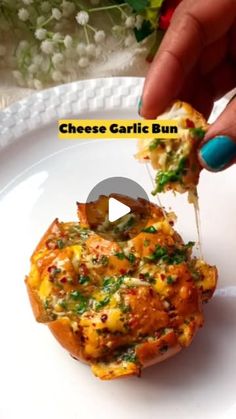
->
[
  {"left": 142, "top": 225, "right": 157, "bottom": 233},
  {"left": 134, "top": 19, "right": 154, "bottom": 42},
  {"left": 126, "top": 0, "right": 148, "bottom": 12}
]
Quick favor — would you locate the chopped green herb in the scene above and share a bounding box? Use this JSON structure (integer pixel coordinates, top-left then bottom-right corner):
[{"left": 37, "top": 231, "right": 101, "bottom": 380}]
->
[
  {"left": 103, "top": 276, "right": 125, "bottom": 293},
  {"left": 78, "top": 275, "right": 90, "bottom": 285},
  {"left": 127, "top": 253, "right": 136, "bottom": 264},
  {"left": 44, "top": 299, "right": 50, "bottom": 309},
  {"left": 149, "top": 138, "right": 161, "bottom": 151},
  {"left": 75, "top": 300, "right": 88, "bottom": 314},
  {"left": 189, "top": 127, "right": 206, "bottom": 140},
  {"left": 167, "top": 276, "right": 175, "bottom": 285},
  {"left": 142, "top": 225, "right": 157, "bottom": 233},
  {"left": 153, "top": 157, "right": 187, "bottom": 194},
  {"left": 57, "top": 239, "right": 64, "bottom": 249},
  {"left": 121, "top": 350, "right": 137, "bottom": 363},
  {"left": 58, "top": 299, "right": 67, "bottom": 309},
  {"left": 70, "top": 290, "right": 84, "bottom": 300},
  {"left": 95, "top": 295, "right": 110, "bottom": 310},
  {"left": 114, "top": 252, "right": 126, "bottom": 260}
]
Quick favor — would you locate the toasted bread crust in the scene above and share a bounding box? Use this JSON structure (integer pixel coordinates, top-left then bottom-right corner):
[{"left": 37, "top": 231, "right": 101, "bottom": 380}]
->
[{"left": 26, "top": 196, "right": 217, "bottom": 380}]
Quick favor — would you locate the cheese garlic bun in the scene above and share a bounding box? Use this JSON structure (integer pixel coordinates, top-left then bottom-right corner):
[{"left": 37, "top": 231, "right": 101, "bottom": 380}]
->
[
  {"left": 26, "top": 196, "right": 217, "bottom": 380},
  {"left": 136, "top": 101, "right": 208, "bottom": 201}
]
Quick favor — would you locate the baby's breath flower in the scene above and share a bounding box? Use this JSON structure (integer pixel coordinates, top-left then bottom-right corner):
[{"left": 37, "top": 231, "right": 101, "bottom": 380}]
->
[
  {"left": 22, "top": 0, "right": 33, "bottom": 5},
  {"left": 78, "top": 57, "right": 89, "bottom": 68},
  {"left": 35, "top": 28, "right": 47, "bottom": 41},
  {"left": 62, "top": 1, "right": 75, "bottom": 18},
  {"left": 125, "top": 16, "right": 136, "bottom": 29},
  {"left": 34, "top": 79, "right": 43, "bottom": 90},
  {"left": 135, "top": 15, "right": 144, "bottom": 30},
  {"left": 94, "top": 30, "right": 105, "bottom": 44},
  {"left": 18, "top": 8, "right": 29, "bottom": 22},
  {"left": 52, "top": 8, "right": 62, "bottom": 21},
  {"left": 41, "top": 1, "right": 51, "bottom": 13},
  {"left": 64, "top": 35, "right": 73, "bottom": 49},
  {"left": 37, "top": 16, "right": 46, "bottom": 26},
  {"left": 112, "top": 25, "right": 124, "bottom": 37},
  {"left": 52, "top": 70, "right": 63, "bottom": 82},
  {"left": 52, "top": 32, "right": 63, "bottom": 42},
  {"left": 76, "top": 42, "right": 86, "bottom": 56},
  {"left": 33, "top": 54, "right": 43, "bottom": 66},
  {"left": 41, "top": 40, "right": 54, "bottom": 54},
  {"left": 28, "top": 63, "right": 38, "bottom": 74},
  {"left": 86, "top": 44, "right": 96, "bottom": 57},
  {"left": 0, "top": 45, "right": 6, "bottom": 57},
  {"left": 52, "top": 52, "right": 64, "bottom": 66},
  {"left": 124, "top": 34, "right": 135, "bottom": 47},
  {"left": 76, "top": 11, "right": 89, "bottom": 26}
]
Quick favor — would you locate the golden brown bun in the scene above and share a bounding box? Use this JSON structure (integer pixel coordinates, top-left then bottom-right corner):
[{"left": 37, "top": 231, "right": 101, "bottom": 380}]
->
[{"left": 26, "top": 196, "right": 217, "bottom": 379}]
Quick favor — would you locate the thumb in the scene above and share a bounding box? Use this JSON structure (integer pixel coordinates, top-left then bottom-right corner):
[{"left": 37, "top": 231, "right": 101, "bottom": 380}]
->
[{"left": 198, "top": 95, "right": 236, "bottom": 172}]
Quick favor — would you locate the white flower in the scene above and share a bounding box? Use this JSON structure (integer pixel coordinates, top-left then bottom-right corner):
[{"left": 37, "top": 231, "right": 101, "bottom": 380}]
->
[
  {"left": 86, "top": 43, "right": 96, "bottom": 57},
  {"left": 0, "top": 45, "right": 6, "bottom": 57},
  {"left": 28, "top": 63, "right": 38, "bottom": 74},
  {"left": 52, "top": 8, "right": 62, "bottom": 20},
  {"left": 40, "top": 40, "right": 54, "bottom": 54},
  {"left": 64, "top": 35, "right": 73, "bottom": 49},
  {"left": 124, "top": 34, "right": 135, "bottom": 47},
  {"left": 52, "top": 52, "right": 64, "bottom": 66},
  {"left": 33, "top": 54, "right": 43, "bottom": 66},
  {"left": 76, "top": 42, "right": 86, "bottom": 56},
  {"left": 112, "top": 25, "right": 124, "bottom": 37},
  {"left": 18, "top": 8, "right": 29, "bottom": 21},
  {"left": 135, "top": 15, "right": 144, "bottom": 30},
  {"left": 76, "top": 11, "right": 89, "bottom": 26},
  {"left": 78, "top": 57, "right": 89, "bottom": 68},
  {"left": 52, "top": 70, "right": 63, "bottom": 82},
  {"left": 33, "top": 79, "right": 43, "bottom": 90},
  {"left": 22, "top": 0, "right": 33, "bottom": 5},
  {"left": 35, "top": 28, "right": 47, "bottom": 40},
  {"left": 62, "top": 1, "right": 75, "bottom": 17},
  {"left": 37, "top": 16, "right": 46, "bottom": 26},
  {"left": 125, "top": 16, "right": 136, "bottom": 29},
  {"left": 52, "top": 32, "right": 63, "bottom": 42},
  {"left": 94, "top": 30, "right": 105, "bottom": 44},
  {"left": 41, "top": 2, "right": 51, "bottom": 13}
]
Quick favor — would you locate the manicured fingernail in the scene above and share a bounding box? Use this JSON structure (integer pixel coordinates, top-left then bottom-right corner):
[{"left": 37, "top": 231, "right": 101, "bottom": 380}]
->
[
  {"left": 138, "top": 98, "right": 142, "bottom": 115},
  {"left": 199, "top": 135, "right": 236, "bottom": 171}
]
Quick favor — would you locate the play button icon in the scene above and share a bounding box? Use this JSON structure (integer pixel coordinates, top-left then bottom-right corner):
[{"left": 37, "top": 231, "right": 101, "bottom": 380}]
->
[
  {"left": 83, "top": 177, "right": 150, "bottom": 242},
  {"left": 108, "top": 197, "right": 130, "bottom": 222}
]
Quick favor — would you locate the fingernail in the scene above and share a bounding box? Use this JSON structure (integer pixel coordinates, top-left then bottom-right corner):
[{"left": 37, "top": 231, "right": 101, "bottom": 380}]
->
[
  {"left": 199, "top": 135, "right": 236, "bottom": 171},
  {"left": 138, "top": 97, "right": 142, "bottom": 115}
]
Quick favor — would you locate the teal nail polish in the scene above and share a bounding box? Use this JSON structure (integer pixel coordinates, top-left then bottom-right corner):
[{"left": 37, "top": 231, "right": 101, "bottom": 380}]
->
[
  {"left": 200, "top": 135, "right": 236, "bottom": 171},
  {"left": 138, "top": 98, "right": 142, "bottom": 115}
]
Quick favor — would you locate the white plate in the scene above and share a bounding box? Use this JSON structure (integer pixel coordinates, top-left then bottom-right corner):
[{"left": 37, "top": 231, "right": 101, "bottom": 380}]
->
[{"left": 0, "top": 78, "right": 235, "bottom": 419}]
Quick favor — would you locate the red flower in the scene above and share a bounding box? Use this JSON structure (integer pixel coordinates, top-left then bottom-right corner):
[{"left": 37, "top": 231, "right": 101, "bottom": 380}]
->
[{"left": 159, "top": 0, "right": 182, "bottom": 31}]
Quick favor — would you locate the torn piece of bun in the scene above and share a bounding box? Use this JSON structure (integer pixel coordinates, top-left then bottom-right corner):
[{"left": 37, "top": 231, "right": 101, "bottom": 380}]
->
[
  {"left": 26, "top": 196, "right": 217, "bottom": 380},
  {"left": 136, "top": 101, "right": 208, "bottom": 201}
]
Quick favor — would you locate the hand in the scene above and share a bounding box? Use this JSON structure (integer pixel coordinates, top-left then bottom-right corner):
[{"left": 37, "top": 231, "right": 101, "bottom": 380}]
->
[{"left": 140, "top": 0, "right": 236, "bottom": 171}]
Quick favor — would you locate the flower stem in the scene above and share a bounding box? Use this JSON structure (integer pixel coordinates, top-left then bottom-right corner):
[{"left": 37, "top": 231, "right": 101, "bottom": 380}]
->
[
  {"left": 87, "top": 24, "right": 96, "bottom": 33},
  {"left": 83, "top": 26, "right": 90, "bottom": 45},
  {"left": 88, "top": 3, "right": 127, "bottom": 13}
]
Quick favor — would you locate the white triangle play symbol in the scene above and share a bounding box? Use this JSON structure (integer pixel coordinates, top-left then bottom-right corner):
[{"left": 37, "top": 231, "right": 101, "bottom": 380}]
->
[{"left": 108, "top": 197, "right": 130, "bottom": 222}]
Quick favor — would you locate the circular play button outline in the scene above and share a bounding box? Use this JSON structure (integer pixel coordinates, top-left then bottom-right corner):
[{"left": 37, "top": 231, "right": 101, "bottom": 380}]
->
[{"left": 85, "top": 177, "right": 150, "bottom": 242}]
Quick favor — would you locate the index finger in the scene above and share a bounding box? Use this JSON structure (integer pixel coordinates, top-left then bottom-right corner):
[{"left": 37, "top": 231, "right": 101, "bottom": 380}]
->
[{"left": 140, "top": 0, "right": 236, "bottom": 118}]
